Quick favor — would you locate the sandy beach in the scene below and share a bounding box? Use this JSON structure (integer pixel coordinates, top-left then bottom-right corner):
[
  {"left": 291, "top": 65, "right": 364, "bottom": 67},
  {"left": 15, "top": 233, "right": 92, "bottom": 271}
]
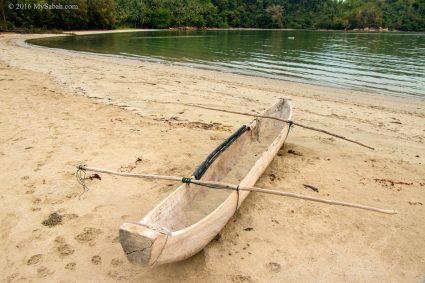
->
[{"left": 0, "top": 32, "right": 424, "bottom": 282}]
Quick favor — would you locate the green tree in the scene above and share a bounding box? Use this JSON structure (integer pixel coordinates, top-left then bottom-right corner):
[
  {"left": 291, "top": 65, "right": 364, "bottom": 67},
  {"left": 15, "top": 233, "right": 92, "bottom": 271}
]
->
[
  {"left": 348, "top": 4, "right": 383, "bottom": 29},
  {"left": 1, "top": 0, "right": 424, "bottom": 31},
  {"left": 115, "top": 0, "right": 146, "bottom": 28},
  {"left": 52, "top": 0, "right": 88, "bottom": 30},
  {"left": 145, "top": 7, "right": 171, "bottom": 28},
  {"left": 266, "top": 4, "right": 283, "bottom": 28},
  {"left": 87, "top": 0, "right": 115, "bottom": 29}
]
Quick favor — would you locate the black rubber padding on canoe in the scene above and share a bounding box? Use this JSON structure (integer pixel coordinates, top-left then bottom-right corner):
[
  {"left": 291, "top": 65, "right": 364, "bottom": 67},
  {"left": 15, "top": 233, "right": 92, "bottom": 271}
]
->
[{"left": 192, "top": 125, "right": 248, "bottom": 180}]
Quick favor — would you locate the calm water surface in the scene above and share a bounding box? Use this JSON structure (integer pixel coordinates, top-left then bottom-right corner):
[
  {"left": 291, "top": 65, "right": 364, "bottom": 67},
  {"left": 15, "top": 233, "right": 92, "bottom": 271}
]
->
[{"left": 29, "top": 30, "right": 425, "bottom": 97}]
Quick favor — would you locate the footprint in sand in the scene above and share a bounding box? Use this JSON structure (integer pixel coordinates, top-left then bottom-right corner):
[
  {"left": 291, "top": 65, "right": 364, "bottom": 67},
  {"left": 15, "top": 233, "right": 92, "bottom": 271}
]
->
[
  {"left": 31, "top": 229, "right": 43, "bottom": 240},
  {"left": 91, "top": 255, "right": 102, "bottom": 265},
  {"left": 267, "top": 262, "right": 282, "bottom": 273},
  {"left": 37, "top": 266, "right": 54, "bottom": 278},
  {"left": 64, "top": 262, "right": 76, "bottom": 271},
  {"left": 6, "top": 273, "right": 19, "bottom": 282},
  {"left": 75, "top": 227, "right": 103, "bottom": 246},
  {"left": 107, "top": 270, "right": 127, "bottom": 281},
  {"left": 110, "top": 258, "right": 123, "bottom": 267},
  {"left": 231, "top": 274, "right": 252, "bottom": 283},
  {"left": 26, "top": 254, "right": 43, "bottom": 265},
  {"left": 24, "top": 182, "right": 36, "bottom": 190},
  {"left": 54, "top": 236, "right": 75, "bottom": 257},
  {"left": 66, "top": 192, "right": 79, "bottom": 199}
]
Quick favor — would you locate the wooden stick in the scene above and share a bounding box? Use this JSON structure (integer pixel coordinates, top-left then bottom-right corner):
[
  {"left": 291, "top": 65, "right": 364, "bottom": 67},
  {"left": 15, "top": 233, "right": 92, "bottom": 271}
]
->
[
  {"left": 78, "top": 166, "right": 397, "bottom": 215},
  {"left": 180, "top": 103, "right": 375, "bottom": 151},
  {"left": 144, "top": 99, "right": 374, "bottom": 150}
]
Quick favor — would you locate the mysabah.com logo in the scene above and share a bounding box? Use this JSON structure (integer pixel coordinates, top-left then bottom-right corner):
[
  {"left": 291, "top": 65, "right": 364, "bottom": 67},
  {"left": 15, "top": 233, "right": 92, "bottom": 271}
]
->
[{"left": 8, "top": 2, "right": 79, "bottom": 10}]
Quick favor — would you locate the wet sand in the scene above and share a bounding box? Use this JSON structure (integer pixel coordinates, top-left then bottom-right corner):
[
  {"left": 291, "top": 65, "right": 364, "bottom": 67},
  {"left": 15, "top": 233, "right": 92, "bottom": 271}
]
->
[{"left": 0, "top": 32, "right": 424, "bottom": 282}]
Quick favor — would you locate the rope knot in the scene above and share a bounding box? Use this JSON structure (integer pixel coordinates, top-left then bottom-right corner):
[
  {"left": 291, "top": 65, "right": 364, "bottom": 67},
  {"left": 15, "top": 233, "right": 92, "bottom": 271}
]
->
[
  {"left": 77, "top": 165, "right": 87, "bottom": 171},
  {"left": 288, "top": 120, "right": 294, "bottom": 129}
]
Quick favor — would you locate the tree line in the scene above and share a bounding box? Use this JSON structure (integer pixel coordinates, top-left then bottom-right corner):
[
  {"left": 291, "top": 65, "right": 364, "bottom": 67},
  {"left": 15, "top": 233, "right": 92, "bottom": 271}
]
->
[{"left": 1, "top": 0, "right": 424, "bottom": 32}]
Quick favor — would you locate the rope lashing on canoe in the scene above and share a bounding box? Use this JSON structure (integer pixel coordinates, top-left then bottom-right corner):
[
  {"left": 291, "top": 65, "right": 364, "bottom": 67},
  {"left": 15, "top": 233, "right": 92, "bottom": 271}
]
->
[
  {"left": 76, "top": 165, "right": 398, "bottom": 215},
  {"left": 234, "top": 184, "right": 240, "bottom": 216},
  {"left": 78, "top": 168, "right": 241, "bottom": 217},
  {"left": 144, "top": 99, "right": 375, "bottom": 150},
  {"left": 181, "top": 177, "right": 192, "bottom": 184},
  {"left": 182, "top": 173, "right": 240, "bottom": 215}
]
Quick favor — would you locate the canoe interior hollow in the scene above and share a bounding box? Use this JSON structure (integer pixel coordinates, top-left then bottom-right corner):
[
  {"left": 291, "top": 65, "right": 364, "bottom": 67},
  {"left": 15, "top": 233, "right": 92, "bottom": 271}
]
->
[{"left": 144, "top": 99, "right": 291, "bottom": 232}]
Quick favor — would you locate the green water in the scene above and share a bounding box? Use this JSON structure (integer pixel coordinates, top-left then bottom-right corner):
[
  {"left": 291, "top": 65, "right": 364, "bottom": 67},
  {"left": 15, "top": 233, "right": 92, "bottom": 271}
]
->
[{"left": 29, "top": 30, "right": 425, "bottom": 98}]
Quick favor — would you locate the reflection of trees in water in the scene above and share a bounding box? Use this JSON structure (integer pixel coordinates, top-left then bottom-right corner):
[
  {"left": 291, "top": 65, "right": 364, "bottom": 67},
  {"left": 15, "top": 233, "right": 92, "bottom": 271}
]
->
[
  {"left": 29, "top": 30, "right": 425, "bottom": 96},
  {"left": 30, "top": 30, "right": 425, "bottom": 62},
  {"left": 345, "top": 33, "right": 424, "bottom": 58}
]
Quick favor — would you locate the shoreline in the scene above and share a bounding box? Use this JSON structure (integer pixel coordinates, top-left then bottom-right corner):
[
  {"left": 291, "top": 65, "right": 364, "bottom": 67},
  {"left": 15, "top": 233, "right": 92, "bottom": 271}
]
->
[
  {"left": 4, "top": 32, "right": 425, "bottom": 164},
  {"left": 1, "top": 33, "right": 424, "bottom": 282},
  {"left": 4, "top": 27, "right": 419, "bottom": 35},
  {"left": 24, "top": 31, "right": 425, "bottom": 102}
]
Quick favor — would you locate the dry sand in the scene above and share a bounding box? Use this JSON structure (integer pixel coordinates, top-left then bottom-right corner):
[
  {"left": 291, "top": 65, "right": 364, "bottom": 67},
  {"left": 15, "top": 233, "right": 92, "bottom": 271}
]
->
[{"left": 0, "top": 33, "right": 424, "bottom": 282}]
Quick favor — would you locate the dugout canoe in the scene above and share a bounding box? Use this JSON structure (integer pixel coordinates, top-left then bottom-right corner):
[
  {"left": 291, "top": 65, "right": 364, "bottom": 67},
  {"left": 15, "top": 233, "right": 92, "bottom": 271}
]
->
[{"left": 119, "top": 98, "right": 293, "bottom": 266}]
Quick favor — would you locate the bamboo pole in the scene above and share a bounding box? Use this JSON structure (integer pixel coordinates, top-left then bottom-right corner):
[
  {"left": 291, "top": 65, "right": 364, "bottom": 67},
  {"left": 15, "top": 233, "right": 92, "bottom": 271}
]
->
[
  {"left": 78, "top": 166, "right": 397, "bottom": 215},
  {"left": 143, "top": 99, "right": 375, "bottom": 150},
  {"left": 179, "top": 103, "right": 375, "bottom": 150}
]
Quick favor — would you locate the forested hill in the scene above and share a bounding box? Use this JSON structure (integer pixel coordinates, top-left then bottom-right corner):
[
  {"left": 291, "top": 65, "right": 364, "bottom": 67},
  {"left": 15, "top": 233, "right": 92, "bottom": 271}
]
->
[{"left": 1, "top": 0, "right": 424, "bottom": 32}]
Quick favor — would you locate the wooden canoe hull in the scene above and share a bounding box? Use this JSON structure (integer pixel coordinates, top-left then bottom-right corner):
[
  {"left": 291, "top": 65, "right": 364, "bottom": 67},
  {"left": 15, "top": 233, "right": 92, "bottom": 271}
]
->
[{"left": 120, "top": 98, "right": 293, "bottom": 266}]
